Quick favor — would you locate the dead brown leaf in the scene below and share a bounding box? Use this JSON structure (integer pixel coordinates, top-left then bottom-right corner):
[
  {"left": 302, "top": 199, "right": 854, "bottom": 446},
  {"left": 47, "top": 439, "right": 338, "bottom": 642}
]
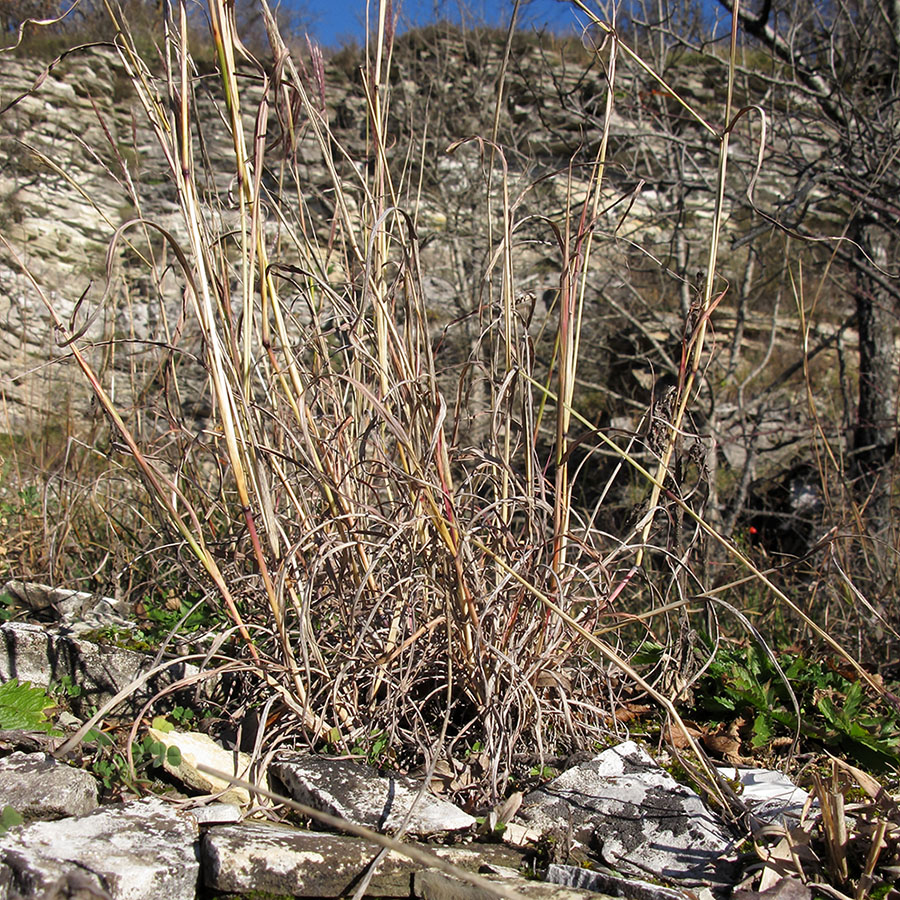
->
[
  {"left": 703, "top": 719, "right": 753, "bottom": 765},
  {"left": 663, "top": 718, "right": 704, "bottom": 749},
  {"left": 614, "top": 702, "right": 652, "bottom": 724},
  {"left": 827, "top": 753, "right": 884, "bottom": 802}
]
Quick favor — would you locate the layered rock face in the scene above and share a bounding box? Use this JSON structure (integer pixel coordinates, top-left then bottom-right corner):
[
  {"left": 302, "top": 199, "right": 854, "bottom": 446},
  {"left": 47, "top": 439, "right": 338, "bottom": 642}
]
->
[
  {"left": 0, "top": 46, "right": 238, "bottom": 436},
  {"left": 0, "top": 49, "right": 129, "bottom": 430},
  {"left": 0, "top": 28, "right": 843, "bottom": 509}
]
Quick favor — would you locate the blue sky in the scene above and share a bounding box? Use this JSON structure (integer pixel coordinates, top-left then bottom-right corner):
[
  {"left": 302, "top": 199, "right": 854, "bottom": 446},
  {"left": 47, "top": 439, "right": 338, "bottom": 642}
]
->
[
  {"left": 295, "top": 1, "right": 617, "bottom": 49},
  {"left": 292, "top": 0, "right": 728, "bottom": 51}
]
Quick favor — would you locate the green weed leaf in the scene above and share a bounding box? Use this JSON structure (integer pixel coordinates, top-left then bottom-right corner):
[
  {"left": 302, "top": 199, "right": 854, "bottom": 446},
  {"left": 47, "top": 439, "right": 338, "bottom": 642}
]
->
[
  {"left": 750, "top": 711, "right": 775, "bottom": 748},
  {"left": 0, "top": 805, "right": 23, "bottom": 834},
  {"left": 0, "top": 679, "right": 56, "bottom": 732}
]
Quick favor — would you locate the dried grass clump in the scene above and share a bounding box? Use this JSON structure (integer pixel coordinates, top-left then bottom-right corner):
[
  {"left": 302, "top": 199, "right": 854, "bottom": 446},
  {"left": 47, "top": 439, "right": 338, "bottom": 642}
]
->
[{"left": 2, "top": 0, "right": 894, "bottom": 813}]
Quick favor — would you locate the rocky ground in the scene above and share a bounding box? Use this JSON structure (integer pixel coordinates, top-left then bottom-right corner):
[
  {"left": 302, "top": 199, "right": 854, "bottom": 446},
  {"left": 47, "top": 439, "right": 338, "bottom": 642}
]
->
[{"left": 0, "top": 581, "right": 822, "bottom": 900}]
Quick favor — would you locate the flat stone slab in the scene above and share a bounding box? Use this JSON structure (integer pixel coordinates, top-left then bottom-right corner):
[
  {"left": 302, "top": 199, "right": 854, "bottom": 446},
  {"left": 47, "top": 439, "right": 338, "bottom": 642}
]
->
[
  {"left": 414, "top": 867, "right": 615, "bottom": 900},
  {"left": 0, "top": 622, "right": 199, "bottom": 715},
  {"left": 545, "top": 863, "right": 697, "bottom": 900},
  {"left": 0, "top": 797, "right": 199, "bottom": 900},
  {"left": 0, "top": 751, "right": 98, "bottom": 821},
  {"left": 1, "top": 581, "right": 132, "bottom": 634},
  {"left": 202, "top": 821, "right": 523, "bottom": 897},
  {"left": 270, "top": 754, "right": 475, "bottom": 836},
  {"left": 188, "top": 802, "right": 242, "bottom": 825},
  {"left": 146, "top": 727, "right": 264, "bottom": 806},
  {"left": 518, "top": 741, "right": 738, "bottom": 886}
]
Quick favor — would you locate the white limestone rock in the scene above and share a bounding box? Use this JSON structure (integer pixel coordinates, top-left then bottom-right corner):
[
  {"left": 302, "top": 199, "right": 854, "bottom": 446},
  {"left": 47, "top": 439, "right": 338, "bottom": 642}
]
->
[
  {"left": 0, "top": 621, "right": 200, "bottom": 715},
  {"left": 187, "top": 802, "right": 243, "bottom": 826},
  {"left": 0, "top": 797, "right": 199, "bottom": 900},
  {"left": 518, "top": 741, "right": 739, "bottom": 887},
  {"left": 145, "top": 727, "right": 264, "bottom": 807},
  {"left": 717, "top": 766, "right": 814, "bottom": 828},
  {"left": 202, "top": 821, "right": 522, "bottom": 897},
  {"left": 545, "top": 863, "right": 699, "bottom": 900},
  {"left": 414, "top": 866, "right": 615, "bottom": 900},
  {"left": 270, "top": 754, "right": 476, "bottom": 837},
  {"left": 0, "top": 751, "right": 98, "bottom": 821}
]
